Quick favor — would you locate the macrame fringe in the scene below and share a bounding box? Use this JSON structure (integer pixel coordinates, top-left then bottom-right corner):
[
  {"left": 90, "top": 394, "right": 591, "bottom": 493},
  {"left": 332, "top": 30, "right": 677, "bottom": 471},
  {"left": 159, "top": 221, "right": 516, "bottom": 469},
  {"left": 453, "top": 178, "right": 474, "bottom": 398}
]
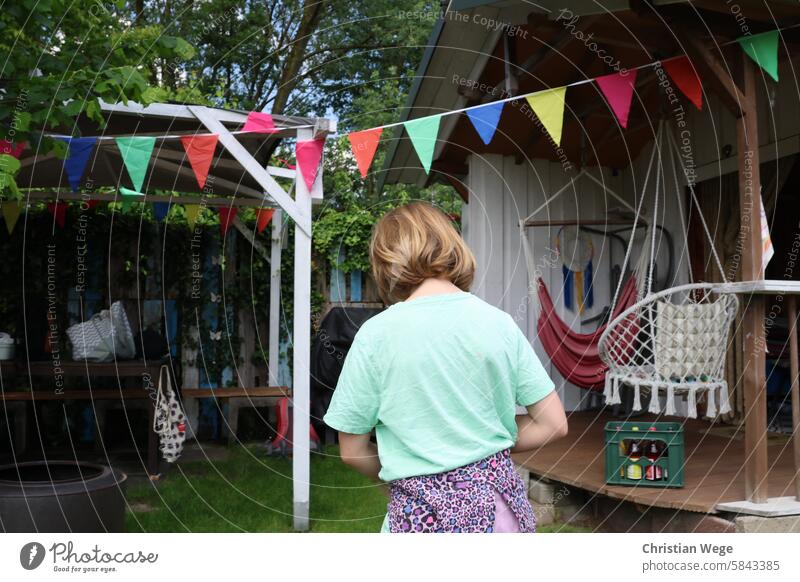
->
[
  {"left": 719, "top": 383, "right": 732, "bottom": 415},
  {"left": 687, "top": 387, "right": 697, "bottom": 419},
  {"left": 633, "top": 383, "right": 642, "bottom": 411},
  {"left": 603, "top": 375, "right": 613, "bottom": 402},
  {"left": 666, "top": 385, "right": 676, "bottom": 416},
  {"left": 610, "top": 377, "right": 621, "bottom": 405},
  {"left": 648, "top": 385, "right": 661, "bottom": 414},
  {"left": 705, "top": 385, "right": 717, "bottom": 418}
]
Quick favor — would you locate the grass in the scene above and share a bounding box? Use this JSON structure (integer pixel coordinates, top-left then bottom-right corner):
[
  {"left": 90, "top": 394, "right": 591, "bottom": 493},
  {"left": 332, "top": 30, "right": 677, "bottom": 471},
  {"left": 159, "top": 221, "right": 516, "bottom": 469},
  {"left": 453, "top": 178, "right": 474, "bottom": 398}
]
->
[
  {"left": 125, "top": 444, "right": 592, "bottom": 533},
  {"left": 125, "top": 444, "right": 388, "bottom": 532}
]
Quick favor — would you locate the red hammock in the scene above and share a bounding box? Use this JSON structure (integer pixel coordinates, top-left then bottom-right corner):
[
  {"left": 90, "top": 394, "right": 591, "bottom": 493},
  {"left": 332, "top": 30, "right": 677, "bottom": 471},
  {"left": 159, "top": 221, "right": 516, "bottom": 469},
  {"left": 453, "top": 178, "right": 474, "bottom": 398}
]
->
[{"left": 536, "top": 276, "right": 639, "bottom": 390}]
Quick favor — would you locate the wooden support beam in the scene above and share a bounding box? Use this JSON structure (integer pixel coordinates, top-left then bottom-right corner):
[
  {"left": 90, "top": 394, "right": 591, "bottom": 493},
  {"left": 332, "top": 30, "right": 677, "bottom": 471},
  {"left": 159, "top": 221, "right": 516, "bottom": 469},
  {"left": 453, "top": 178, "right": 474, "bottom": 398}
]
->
[
  {"left": 788, "top": 295, "right": 800, "bottom": 500},
  {"left": 737, "top": 54, "right": 768, "bottom": 504}
]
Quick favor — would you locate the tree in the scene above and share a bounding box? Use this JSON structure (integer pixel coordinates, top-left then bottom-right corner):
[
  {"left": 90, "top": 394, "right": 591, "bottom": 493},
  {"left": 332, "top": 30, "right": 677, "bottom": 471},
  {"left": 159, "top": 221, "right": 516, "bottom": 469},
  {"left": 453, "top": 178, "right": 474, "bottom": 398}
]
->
[{"left": 0, "top": 0, "right": 193, "bottom": 198}]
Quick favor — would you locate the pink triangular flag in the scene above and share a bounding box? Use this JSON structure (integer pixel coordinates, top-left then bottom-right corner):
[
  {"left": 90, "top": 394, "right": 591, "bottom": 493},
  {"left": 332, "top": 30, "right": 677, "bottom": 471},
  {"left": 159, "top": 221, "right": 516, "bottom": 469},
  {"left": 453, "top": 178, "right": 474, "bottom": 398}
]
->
[
  {"left": 1, "top": 139, "right": 26, "bottom": 158},
  {"left": 218, "top": 207, "right": 238, "bottom": 237},
  {"left": 241, "top": 112, "right": 277, "bottom": 133},
  {"left": 296, "top": 138, "right": 325, "bottom": 191},
  {"left": 181, "top": 135, "right": 219, "bottom": 190},
  {"left": 347, "top": 128, "right": 382, "bottom": 178},
  {"left": 595, "top": 70, "right": 638, "bottom": 128},
  {"left": 256, "top": 208, "right": 275, "bottom": 234}
]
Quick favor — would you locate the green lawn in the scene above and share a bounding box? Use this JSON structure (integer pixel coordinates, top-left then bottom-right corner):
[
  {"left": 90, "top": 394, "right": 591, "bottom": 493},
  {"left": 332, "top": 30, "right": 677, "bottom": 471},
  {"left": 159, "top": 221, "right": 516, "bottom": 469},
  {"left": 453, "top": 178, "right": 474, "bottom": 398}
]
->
[
  {"left": 125, "top": 444, "right": 592, "bottom": 533},
  {"left": 125, "top": 445, "right": 388, "bottom": 532}
]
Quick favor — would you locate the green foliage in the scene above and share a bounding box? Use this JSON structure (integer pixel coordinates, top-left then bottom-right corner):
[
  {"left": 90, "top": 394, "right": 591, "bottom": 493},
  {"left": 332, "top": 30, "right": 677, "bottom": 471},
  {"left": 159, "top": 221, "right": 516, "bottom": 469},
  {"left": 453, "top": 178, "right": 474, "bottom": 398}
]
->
[{"left": 0, "top": 1, "right": 192, "bottom": 197}]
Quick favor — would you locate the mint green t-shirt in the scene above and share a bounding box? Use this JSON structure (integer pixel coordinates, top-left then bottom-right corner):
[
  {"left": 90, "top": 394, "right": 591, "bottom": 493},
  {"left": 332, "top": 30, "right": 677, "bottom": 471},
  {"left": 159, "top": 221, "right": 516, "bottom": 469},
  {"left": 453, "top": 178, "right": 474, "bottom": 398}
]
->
[{"left": 323, "top": 290, "right": 556, "bottom": 485}]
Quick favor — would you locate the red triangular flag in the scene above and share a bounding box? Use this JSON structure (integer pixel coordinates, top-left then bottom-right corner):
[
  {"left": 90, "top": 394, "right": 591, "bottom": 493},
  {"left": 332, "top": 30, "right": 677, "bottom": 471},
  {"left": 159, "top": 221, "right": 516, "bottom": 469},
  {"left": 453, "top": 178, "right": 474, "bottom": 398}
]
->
[
  {"left": 47, "top": 202, "right": 67, "bottom": 228},
  {"left": 295, "top": 138, "right": 325, "bottom": 191},
  {"left": 181, "top": 135, "right": 219, "bottom": 190},
  {"left": 256, "top": 208, "right": 275, "bottom": 234},
  {"left": 595, "top": 70, "right": 638, "bottom": 128},
  {"left": 347, "top": 128, "right": 382, "bottom": 178},
  {"left": 662, "top": 57, "right": 703, "bottom": 110},
  {"left": 218, "top": 207, "right": 238, "bottom": 237},
  {"left": 1, "top": 139, "right": 26, "bottom": 159}
]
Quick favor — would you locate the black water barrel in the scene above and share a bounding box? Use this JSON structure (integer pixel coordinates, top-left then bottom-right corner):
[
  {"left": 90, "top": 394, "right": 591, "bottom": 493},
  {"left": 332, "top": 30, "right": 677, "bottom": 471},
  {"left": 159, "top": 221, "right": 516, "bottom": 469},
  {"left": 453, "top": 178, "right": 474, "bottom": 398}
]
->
[{"left": 0, "top": 461, "right": 127, "bottom": 532}]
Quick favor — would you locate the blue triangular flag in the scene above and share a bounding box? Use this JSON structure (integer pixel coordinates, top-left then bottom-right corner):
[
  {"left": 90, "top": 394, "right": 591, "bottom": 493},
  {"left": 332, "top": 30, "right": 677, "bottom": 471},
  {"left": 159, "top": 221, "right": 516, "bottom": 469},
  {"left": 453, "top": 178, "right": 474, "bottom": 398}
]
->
[
  {"left": 58, "top": 137, "right": 96, "bottom": 192},
  {"left": 154, "top": 202, "right": 171, "bottom": 222},
  {"left": 466, "top": 101, "right": 504, "bottom": 145}
]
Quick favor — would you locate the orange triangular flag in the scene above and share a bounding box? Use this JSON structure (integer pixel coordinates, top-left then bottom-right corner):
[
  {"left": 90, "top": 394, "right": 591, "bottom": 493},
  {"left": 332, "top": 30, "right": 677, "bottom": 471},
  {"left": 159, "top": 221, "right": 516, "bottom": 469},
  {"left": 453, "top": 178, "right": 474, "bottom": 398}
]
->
[
  {"left": 347, "top": 128, "right": 383, "bottom": 178},
  {"left": 256, "top": 208, "right": 275, "bottom": 234},
  {"left": 181, "top": 135, "right": 219, "bottom": 190}
]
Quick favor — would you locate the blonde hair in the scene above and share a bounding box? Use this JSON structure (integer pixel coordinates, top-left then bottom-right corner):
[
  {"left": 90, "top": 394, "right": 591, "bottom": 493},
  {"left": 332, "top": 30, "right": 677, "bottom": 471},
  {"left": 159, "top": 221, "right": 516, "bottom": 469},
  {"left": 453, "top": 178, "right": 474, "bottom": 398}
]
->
[{"left": 369, "top": 202, "right": 476, "bottom": 304}]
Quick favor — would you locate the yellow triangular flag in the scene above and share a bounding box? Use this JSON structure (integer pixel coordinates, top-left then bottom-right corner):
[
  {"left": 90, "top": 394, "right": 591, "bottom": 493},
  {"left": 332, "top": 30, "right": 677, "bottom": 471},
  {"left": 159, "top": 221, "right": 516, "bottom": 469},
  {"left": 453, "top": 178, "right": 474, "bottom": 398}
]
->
[
  {"left": 185, "top": 204, "right": 203, "bottom": 229},
  {"left": 525, "top": 86, "right": 567, "bottom": 147},
  {"left": 2, "top": 201, "right": 23, "bottom": 234}
]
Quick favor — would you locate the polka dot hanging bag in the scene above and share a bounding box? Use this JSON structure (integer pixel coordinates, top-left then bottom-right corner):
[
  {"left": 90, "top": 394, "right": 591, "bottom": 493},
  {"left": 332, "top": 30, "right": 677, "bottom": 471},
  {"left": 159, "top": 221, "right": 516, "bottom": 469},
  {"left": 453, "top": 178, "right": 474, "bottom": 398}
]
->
[{"left": 153, "top": 364, "right": 187, "bottom": 463}]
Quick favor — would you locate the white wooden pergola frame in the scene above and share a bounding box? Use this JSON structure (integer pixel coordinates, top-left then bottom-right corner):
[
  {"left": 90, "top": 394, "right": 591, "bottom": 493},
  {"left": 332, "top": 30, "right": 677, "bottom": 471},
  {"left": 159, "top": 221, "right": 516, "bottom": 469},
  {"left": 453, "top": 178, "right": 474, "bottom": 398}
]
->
[
  {"left": 189, "top": 106, "right": 332, "bottom": 531},
  {"left": 17, "top": 101, "right": 335, "bottom": 530}
]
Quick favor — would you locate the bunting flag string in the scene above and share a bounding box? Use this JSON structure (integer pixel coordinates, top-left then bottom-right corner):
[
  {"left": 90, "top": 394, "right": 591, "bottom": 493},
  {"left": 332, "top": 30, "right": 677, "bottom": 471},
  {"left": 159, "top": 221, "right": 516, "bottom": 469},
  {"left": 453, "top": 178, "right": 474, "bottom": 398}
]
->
[
  {"left": 404, "top": 114, "right": 442, "bottom": 174},
  {"left": 218, "top": 207, "right": 238, "bottom": 237},
  {"left": 185, "top": 204, "right": 203, "bottom": 229},
  {"left": 47, "top": 202, "right": 67, "bottom": 229},
  {"left": 3, "top": 27, "right": 787, "bottom": 223},
  {"left": 2, "top": 139, "right": 26, "bottom": 159},
  {"left": 296, "top": 138, "right": 326, "bottom": 190},
  {"left": 738, "top": 30, "right": 780, "bottom": 82},
  {"left": 256, "top": 207, "right": 276, "bottom": 234},
  {"left": 466, "top": 101, "right": 504, "bottom": 145},
  {"left": 181, "top": 135, "right": 219, "bottom": 190},
  {"left": 595, "top": 70, "right": 638, "bottom": 128},
  {"left": 116, "top": 136, "right": 156, "bottom": 192},
  {"left": 348, "top": 128, "right": 382, "bottom": 178},
  {"left": 2, "top": 201, "right": 23, "bottom": 234},
  {"left": 662, "top": 57, "right": 703, "bottom": 110},
  {"left": 525, "top": 87, "right": 567, "bottom": 147},
  {"left": 241, "top": 112, "right": 277, "bottom": 133},
  {"left": 58, "top": 137, "right": 96, "bottom": 192},
  {"left": 153, "top": 202, "right": 171, "bottom": 222}
]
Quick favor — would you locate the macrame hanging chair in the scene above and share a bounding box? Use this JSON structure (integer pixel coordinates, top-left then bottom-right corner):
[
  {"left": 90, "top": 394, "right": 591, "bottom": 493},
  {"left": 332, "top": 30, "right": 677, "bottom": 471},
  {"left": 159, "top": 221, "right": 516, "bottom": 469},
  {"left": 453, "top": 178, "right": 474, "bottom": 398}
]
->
[
  {"left": 597, "top": 121, "right": 739, "bottom": 419},
  {"left": 522, "top": 120, "right": 739, "bottom": 418},
  {"left": 520, "top": 128, "right": 656, "bottom": 391}
]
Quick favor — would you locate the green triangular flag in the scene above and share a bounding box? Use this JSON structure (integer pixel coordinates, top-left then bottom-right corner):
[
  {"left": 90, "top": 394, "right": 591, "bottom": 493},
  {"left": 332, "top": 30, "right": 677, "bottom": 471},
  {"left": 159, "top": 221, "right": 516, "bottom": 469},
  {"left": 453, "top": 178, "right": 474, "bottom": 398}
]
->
[
  {"left": 404, "top": 114, "right": 442, "bottom": 174},
  {"left": 119, "top": 186, "right": 145, "bottom": 211},
  {"left": 738, "top": 30, "right": 779, "bottom": 82},
  {"left": 115, "top": 136, "right": 156, "bottom": 192}
]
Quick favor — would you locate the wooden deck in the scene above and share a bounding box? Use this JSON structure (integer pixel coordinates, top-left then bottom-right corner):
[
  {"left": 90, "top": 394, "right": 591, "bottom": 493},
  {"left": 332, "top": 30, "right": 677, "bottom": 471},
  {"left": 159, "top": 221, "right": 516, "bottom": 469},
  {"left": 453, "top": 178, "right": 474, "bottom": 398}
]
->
[{"left": 512, "top": 410, "right": 799, "bottom": 514}]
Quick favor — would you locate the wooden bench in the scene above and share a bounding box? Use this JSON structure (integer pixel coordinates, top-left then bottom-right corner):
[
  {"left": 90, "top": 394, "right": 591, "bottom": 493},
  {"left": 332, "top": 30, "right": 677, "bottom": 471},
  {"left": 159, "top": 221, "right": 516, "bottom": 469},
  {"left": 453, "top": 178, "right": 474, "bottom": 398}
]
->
[
  {"left": 179, "top": 386, "right": 290, "bottom": 444},
  {"left": 1, "top": 360, "right": 164, "bottom": 477}
]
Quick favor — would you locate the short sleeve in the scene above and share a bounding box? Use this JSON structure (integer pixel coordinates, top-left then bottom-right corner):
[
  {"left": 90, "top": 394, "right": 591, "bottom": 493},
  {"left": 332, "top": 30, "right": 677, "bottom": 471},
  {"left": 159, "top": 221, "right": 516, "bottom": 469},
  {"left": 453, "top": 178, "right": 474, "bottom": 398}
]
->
[
  {"left": 512, "top": 321, "right": 555, "bottom": 407},
  {"left": 323, "top": 329, "right": 380, "bottom": 434}
]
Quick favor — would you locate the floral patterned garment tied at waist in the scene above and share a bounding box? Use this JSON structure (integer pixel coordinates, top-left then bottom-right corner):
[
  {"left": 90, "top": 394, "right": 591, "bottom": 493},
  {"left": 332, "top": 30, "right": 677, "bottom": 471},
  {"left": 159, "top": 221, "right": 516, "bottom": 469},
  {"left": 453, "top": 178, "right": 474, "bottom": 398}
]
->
[{"left": 387, "top": 449, "right": 536, "bottom": 533}]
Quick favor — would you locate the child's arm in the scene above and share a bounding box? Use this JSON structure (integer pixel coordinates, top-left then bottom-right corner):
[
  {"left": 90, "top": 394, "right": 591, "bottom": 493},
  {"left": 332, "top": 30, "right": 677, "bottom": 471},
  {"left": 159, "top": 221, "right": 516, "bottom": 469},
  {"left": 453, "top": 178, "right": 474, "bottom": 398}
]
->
[
  {"left": 338, "top": 431, "right": 382, "bottom": 481},
  {"left": 511, "top": 390, "right": 568, "bottom": 453}
]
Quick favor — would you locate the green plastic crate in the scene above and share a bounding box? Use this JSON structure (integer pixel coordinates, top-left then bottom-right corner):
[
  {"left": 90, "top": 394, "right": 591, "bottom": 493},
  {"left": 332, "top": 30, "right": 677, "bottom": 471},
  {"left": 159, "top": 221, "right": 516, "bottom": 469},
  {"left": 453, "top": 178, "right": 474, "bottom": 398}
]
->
[{"left": 604, "top": 421, "right": 684, "bottom": 488}]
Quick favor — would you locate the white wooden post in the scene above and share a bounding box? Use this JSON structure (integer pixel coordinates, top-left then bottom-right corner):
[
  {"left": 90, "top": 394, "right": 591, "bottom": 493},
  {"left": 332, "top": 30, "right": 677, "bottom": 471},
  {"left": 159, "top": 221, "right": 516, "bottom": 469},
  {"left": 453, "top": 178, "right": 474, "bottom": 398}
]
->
[
  {"left": 292, "top": 128, "right": 315, "bottom": 531},
  {"left": 268, "top": 209, "right": 283, "bottom": 385}
]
